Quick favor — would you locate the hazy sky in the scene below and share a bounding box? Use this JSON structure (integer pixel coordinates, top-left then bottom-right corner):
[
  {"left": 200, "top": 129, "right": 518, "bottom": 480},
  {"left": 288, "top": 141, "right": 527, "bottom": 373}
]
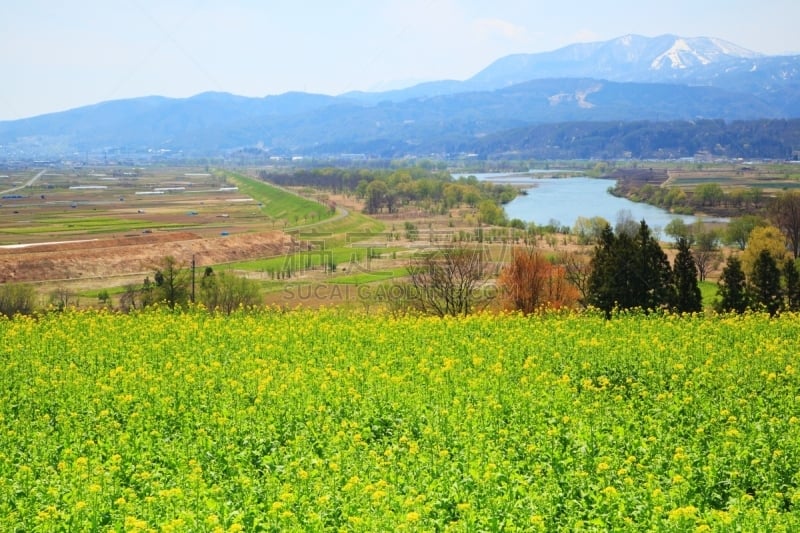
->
[{"left": 2, "top": 0, "right": 799, "bottom": 121}]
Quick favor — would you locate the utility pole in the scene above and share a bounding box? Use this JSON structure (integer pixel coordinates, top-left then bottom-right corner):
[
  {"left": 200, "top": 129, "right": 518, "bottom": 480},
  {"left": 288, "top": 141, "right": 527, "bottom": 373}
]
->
[{"left": 191, "top": 254, "right": 196, "bottom": 303}]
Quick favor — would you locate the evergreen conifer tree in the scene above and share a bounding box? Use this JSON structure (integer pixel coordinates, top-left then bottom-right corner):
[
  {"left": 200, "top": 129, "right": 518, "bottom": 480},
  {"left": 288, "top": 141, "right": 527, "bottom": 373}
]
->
[
  {"left": 716, "top": 256, "right": 749, "bottom": 314},
  {"left": 588, "top": 225, "right": 634, "bottom": 315},
  {"left": 750, "top": 249, "right": 783, "bottom": 316},
  {"left": 633, "top": 221, "right": 676, "bottom": 311},
  {"left": 783, "top": 258, "right": 800, "bottom": 312},
  {"left": 673, "top": 237, "right": 703, "bottom": 313}
]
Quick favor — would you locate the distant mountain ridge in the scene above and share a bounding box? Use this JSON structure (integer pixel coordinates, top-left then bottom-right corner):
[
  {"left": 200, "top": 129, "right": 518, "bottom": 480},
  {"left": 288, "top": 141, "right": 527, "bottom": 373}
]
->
[
  {"left": 345, "top": 34, "right": 785, "bottom": 101},
  {"left": 468, "top": 34, "right": 764, "bottom": 88},
  {"left": 2, "top": 34, "right": 800, "bottom": 160}
]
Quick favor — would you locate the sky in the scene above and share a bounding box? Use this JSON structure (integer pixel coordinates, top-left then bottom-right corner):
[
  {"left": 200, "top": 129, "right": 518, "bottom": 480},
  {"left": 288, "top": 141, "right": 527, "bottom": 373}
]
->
[{"left": 2, "top": 0, "right": 799, "bottom": 121}]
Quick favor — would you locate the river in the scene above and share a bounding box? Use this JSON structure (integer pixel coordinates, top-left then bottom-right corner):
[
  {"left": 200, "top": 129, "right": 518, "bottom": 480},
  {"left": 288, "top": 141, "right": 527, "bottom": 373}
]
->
[{"left": 472, "top": 174, "right": 725, "bottom": 231}]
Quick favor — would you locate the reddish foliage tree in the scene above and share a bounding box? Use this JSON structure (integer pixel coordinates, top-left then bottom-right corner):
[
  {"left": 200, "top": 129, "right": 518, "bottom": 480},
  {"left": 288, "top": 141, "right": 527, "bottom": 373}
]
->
[{"left": 498, "top": 247, "right": 579, "bottom": 313}]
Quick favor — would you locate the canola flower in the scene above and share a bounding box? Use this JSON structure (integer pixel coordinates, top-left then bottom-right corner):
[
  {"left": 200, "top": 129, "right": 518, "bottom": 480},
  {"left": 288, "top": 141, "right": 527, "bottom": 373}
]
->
[{"left": 0, "top": 308, "right": 800, "bottom": 530}]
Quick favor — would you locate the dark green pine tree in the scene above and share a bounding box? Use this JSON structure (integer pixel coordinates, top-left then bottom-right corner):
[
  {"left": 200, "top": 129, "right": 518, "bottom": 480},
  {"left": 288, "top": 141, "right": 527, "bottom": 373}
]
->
[
  {"left": 587, "top": 225, "right": 622, "bottom": 316},
  {"left": 672, "top": 237, "right": 703, "bottom": 313},
  {"left": 608, "top": 231, "right": 640, "bottom": 310},
  {"left": 632, "top": 220, "right": 676, "bottom": 312},
  {"left": 716, "top": 256, "right": 749, "bottom": 314},
  {"left": 588, "top": 225, "right": 642, "bottom": 316},
  {"left": 783, "top": 258, "right": 800, "bottom": 312},
  {"left": 750, "top": 249, "right": 783, "bottom": 316}
]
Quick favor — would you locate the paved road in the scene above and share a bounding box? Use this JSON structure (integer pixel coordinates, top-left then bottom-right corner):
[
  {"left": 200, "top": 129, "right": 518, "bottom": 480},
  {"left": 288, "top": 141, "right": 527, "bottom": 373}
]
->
[{"left": 0, "top": 169, "right": 47, "bottom": 196}]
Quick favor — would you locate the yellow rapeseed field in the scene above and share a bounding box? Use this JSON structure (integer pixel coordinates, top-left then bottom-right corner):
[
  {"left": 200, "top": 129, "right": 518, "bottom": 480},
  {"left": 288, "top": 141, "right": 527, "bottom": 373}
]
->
[{"left": 1, "top": 307, "right": 799, "bottom": 531}]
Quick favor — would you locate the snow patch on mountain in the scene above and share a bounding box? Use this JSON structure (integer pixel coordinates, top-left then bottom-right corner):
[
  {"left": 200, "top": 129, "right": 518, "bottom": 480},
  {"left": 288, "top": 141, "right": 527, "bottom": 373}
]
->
[
  {"left": 707, "top": 37, "right": 763, "bottom": 59},
  {"left": 651, "top": 38, "right": 709, "bottom": 69},
  {"left": 650, "top": 36, "right": 762, "bottom": 70},
  {"left": 548, "top": 84, "right": 602, "bottom": 108},
  {"left": 575, "top": 84, "right": 602, "bottom": 108}
]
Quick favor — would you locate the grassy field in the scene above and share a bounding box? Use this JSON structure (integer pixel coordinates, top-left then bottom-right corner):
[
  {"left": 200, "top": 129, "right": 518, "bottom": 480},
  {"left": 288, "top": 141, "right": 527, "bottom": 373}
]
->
[
  {"left": 227, "top": 246, "right": 397, "bottom": 275},
  {"left": 0, "top": 215, "right": 186, "bottom": 235},
  {"left": 699, "top": 281, "right": 718, "bottom": 308},
  {"left": 226, "top": 173, "right": 334, "bottom": 227},
  {"left": 2, "top": 308, "right": 799, "bottom": 530},
  {"left": 325, "top": 267, "right": 409, "bottom": 285}
]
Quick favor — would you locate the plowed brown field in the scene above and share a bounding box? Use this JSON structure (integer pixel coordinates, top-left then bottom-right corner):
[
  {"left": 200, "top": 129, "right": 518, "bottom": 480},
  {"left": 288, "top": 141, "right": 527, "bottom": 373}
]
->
[{"left": 0, "top": 231, "right": 294, "bottom": 283}]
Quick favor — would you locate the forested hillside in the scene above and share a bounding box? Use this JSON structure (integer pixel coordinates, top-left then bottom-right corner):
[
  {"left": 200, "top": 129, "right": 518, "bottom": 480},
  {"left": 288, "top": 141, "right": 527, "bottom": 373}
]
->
[{"left": 471, "top": 119, "right": 800, "bottom": 160}]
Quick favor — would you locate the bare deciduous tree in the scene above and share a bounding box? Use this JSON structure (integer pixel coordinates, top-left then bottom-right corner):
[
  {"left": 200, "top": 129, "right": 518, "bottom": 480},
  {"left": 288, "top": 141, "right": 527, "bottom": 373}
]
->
[
  {"left": 769, "top": 191, "right": 800, "bottom": 259},
  {"left": 692, "top": 228, "right": 723, "bottom": 282},
  {"left": 119, "top": 284, "right": 140, "bottom": 312},
  {"left": 154, "top": 256, "right": 189, "bottom": 310},
  {"left": 562, "top": 251, "right": 593, "bottom": 308},
  {"left": 49, "top": 286, "right": 78, "bottom": 311},
  {"left": 406, "top": 244, "right": 491, "bottom": 317}
]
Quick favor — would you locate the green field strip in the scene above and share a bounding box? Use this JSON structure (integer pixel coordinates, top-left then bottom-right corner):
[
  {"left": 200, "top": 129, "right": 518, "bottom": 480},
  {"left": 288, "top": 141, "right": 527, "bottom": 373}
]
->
[{"left": 225, "top": 172, "right": 334, "bottom": 224}]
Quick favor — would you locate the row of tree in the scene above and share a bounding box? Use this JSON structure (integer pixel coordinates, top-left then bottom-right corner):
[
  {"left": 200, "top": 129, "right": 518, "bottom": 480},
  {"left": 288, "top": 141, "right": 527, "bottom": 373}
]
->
[
  {"left": 260, "top": 167, "right": 517, "bottom": 220},
  {"left": 400, "top": 220, "right": 703, "bottom": 318},
  {"left": 0, "top": 257, "right": 265, "bottom": 318},
  {"left": 0, "top": 284, "right": 106, "bottom": 318},
  {"left": 118, "top": 257, "right": 263, "bottom": 314},
  {"left": 617, "top": 186, "right": 800, "bottom": 258},
  {"left": 586, "top": 222, "right": 702, "bottom": 316},
  {"left": 717, "top": 252, "right": 800, "bottom": 316},
  {"left": 616, "top": 181, "right": 768, "bottom": 213}
]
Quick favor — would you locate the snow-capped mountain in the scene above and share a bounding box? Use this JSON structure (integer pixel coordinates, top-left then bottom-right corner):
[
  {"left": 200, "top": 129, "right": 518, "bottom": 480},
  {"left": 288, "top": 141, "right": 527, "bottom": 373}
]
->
[
  {"left": 466, "top": 34, "right": 766, "bottom": 88},
  {"left": 649, "top": 36, "right": 762, "bottom": 70},
  {"left": 344, "top": 34, "right": 792, "bottom": 107}
]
